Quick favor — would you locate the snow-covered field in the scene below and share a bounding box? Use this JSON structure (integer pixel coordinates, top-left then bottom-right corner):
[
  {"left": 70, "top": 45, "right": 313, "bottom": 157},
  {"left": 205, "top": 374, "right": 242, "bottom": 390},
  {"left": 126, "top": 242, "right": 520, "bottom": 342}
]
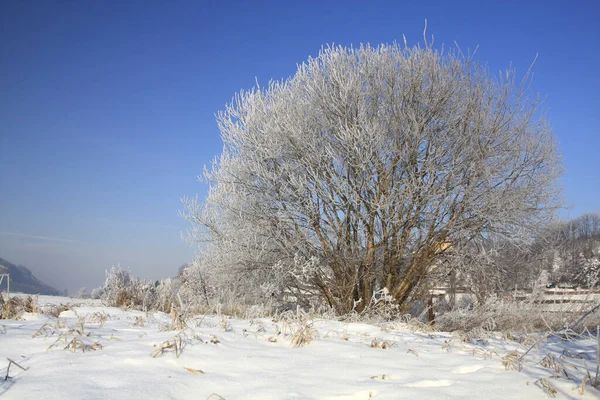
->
[{"left": 1, "top": 294, "right": 599, "bottom": 399}]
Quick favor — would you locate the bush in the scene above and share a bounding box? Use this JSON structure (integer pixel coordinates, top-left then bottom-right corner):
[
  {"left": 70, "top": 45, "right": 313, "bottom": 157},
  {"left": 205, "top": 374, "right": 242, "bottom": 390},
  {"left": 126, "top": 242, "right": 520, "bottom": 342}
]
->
[
  {"left": 434, "top": 279, "right": 600, "bottom": 334},
  {"left": 90, "top": 287, "right": 103, "bottom": 299},
  {"left": 100, "top": 267, "right": 178, "bottom": 313}
]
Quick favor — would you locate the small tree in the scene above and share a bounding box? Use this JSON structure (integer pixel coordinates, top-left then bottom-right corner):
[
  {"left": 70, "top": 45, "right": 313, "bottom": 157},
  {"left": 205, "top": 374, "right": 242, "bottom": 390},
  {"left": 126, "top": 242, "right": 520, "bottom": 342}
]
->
[
  {"left": 183, "top": 41, "right": 562, "bottom": 314},
  {"left": 76, "top": 287, "right": 89, "bottom": 299}
]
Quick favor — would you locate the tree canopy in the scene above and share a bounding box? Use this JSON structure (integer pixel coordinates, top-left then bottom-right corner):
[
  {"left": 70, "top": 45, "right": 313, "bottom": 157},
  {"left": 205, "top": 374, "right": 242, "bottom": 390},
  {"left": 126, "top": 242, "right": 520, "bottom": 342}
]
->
[{"left": 183, "top": 42, "right": 563, "bottom": 314}]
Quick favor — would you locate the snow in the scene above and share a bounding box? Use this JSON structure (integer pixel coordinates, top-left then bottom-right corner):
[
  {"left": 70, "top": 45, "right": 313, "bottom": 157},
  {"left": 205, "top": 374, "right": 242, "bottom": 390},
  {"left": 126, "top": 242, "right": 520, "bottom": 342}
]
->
[{"left": 1, "top": 294, "right": 599, "bottom": 399}]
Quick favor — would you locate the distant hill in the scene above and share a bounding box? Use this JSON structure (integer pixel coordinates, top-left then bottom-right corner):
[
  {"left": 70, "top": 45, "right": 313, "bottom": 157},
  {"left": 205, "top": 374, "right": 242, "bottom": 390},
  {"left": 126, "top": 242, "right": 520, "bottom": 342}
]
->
[{"left": 0, "top": 257, "right": 61, "bottom": 295}]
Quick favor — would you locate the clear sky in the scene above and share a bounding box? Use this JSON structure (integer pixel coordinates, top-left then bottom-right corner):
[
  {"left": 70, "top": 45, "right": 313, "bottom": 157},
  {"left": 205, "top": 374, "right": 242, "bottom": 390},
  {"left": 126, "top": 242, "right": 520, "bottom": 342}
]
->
[{"left": 1, "top": 0, "right": 598, "bottom": 293}]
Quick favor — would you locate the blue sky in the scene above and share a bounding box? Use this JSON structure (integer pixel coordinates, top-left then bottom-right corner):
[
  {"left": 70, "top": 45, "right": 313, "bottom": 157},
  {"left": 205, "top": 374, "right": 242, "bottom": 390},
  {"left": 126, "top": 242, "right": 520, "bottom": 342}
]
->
[{"left": 1, "top": 0, "right": 598, "bottom": 293}]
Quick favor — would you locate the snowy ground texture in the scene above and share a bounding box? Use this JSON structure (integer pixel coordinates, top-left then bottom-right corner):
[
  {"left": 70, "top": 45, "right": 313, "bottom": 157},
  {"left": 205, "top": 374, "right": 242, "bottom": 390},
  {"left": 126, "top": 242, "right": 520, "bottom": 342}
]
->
[{"left": 1, "top": 295, "right": 599, "bottom": 399}]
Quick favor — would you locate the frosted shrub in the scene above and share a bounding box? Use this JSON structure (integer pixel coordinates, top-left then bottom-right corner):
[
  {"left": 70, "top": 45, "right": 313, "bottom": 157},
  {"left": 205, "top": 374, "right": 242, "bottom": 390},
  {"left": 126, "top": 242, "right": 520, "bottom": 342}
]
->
[
  {"left": 101, "top": 267, "right": 177, "bottom": 313},
  {"left": 435, "top": 275, "right": 600, "bottom": 334},
  {"left": 177, "top": 258, "right": 294, "bottom": 317},
  {"left": 149, "top": 278, "right": 180, "bottom": 314},
  {"left": 76, "top": 287, "right": 89, "bottom": 299},
  {"left": 101, "top": 267, "right": 141, "bottom": 308},
  {"left": 177, "top": 260, "right": 216, "bottom": 311},
  {"left": 90, "top": 287, "right": 103, "bottom": 300}
]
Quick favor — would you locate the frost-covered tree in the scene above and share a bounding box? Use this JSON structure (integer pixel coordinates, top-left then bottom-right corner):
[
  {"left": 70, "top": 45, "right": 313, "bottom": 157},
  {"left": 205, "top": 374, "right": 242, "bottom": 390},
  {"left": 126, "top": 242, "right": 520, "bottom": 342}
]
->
[
  {"left": 486, "top": 213, "right": 600, "bottom": 291},
  {"left": 552, "top": 213, "right": 600, "bottom": 287},
  {"left": 183, "top": 41, "right": 563, "bottom": 314}
]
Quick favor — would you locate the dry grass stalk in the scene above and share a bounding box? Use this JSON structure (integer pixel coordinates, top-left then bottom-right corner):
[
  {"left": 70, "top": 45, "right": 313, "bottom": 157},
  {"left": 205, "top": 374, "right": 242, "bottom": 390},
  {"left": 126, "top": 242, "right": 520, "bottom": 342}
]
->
[
  {"left": 160, "top": 311, "right": 188, "bottom": 331},
  {"left": 322, "top": 329, "right": 347, "bottom": 341},
  {"left": 64, "top": 337, "right": 103, "bottom": 352},
  {"left": 47, "top": 333, "right": 102, "bottom": 352},
  {"left": 241, "top": 328, "right": 258, "bottom": 339},
  {"left": 44, "top": 304, "right": 71, "bottom": 318},
  {"left": 274, "top": 309, "right": 321, "bottom": 347},
  {"left": 581, "top": 353, "right": 600, "bottom": 391},
  {"left": 407, "top": 349, "right": 419, "bottom": 357},
  {"left": 4, "top": 358, "right": 28, "bottom": 381},
  {"left": 87, "top": 311, "right": 108, "bottom": 327},
  {"left": 441, "top": 338, "right": 456, "bottom": 352},
  {"left": 152, "top": 335, "right": 184, "bottom": 358},
  {"left": 152, "top": 329, "right": 201, "bottom": 358},
  {"left": 290, "top": 324, "right": 319, "bottom": 347},
  {"left": 43, "top": 315, "right": 104, "bottom": 353},
  {"left": 370, "top": 338, "right": 394, "bottom": 349},
  {"left": 171, "top": 310, "right": 188, "bottom": 329},
  {"left": 370, "top": 374, "right": 388, "bottom": 380},
  {"left": 184, "top": 367, "right": 205, "bottom": 374},
  {"left": 580, "top": 375, "right": 588, "bottom": 395},
  {"left": 130, "top": 316, "right": 146, "bottom": 327},
  {"left": 539, "top": 354, "right": 570, "bottom": 379},
  {"left": 534, "top": 378, "right": 557, "bottom": 397},
  {"left": 250, "top": 320, "right": 266, "bottom": 333},
  {"left": 463, "top": 346, "right": 497, "bottom": 359},
  {"left": 323, "top": 331, "right": 340, "bottom": 339},
  {"left": 32, "top": 322, "right": 56, "bottom": 338},
  {"left": 502, "top": 351, "right": 523, "bottom": 372},
  {"left": 206, "top": 394, "right": 226, "bottom": 400},
  {"left": 1, "top": 294, "right": 40, "bottom": 320},
  {"left": 53, "top": 318, "right": 67, "bottom": 329},
  {"left": 219, "top": 318, "right": 233, "bottom": 332}
]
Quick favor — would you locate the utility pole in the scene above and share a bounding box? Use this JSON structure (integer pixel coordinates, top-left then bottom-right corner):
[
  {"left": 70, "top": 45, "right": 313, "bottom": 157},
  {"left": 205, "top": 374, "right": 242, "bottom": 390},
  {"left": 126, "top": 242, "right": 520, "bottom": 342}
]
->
[{"left": 0, "top": 273, "right": 9, "bottom": 296}]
